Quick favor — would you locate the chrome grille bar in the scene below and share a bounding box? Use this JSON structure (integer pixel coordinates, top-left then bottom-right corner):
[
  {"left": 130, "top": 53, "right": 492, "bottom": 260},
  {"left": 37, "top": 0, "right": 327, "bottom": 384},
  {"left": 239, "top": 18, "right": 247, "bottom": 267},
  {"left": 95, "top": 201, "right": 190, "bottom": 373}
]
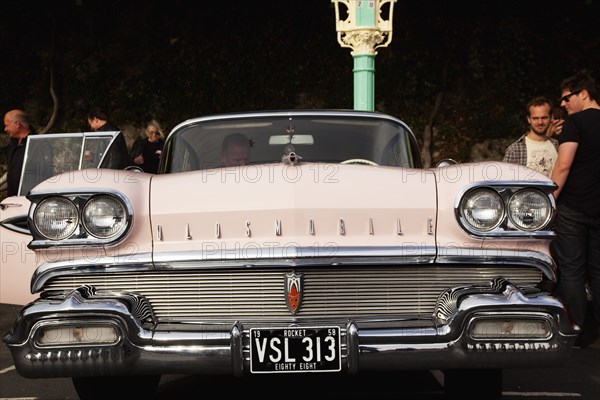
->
[{"left": 44, "top": 267, "right": 542, "bottom": 321}]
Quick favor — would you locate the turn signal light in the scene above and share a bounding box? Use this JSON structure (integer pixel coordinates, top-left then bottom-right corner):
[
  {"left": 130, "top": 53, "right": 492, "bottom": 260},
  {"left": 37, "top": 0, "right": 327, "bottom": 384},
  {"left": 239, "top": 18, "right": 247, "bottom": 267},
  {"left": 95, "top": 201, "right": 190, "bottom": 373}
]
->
[
  {"left": 35, "top": 324, "right": 118, "bottom": 346},
  {"left": 470, "top": 319, "right": 551, "bottom": 339}
]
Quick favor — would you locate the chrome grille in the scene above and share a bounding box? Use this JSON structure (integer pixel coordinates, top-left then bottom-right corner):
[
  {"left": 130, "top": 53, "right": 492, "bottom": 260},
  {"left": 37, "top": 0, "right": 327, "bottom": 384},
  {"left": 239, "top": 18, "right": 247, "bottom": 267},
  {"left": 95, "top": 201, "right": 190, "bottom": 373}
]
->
[{"left": 44, "top": 266, "right": 542, "bottom": 321}]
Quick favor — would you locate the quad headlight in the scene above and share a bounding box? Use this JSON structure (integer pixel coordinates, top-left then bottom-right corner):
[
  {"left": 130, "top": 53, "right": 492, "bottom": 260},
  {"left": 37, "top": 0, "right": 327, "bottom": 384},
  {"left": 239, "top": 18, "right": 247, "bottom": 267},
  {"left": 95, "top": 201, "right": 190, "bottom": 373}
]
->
[
  {"left": 507, "top": 188, "right": 552, "bottom": 231},
  {"left": 33, "top": 197, "right": 79, "bottom": 240},
  {"left": 82, "top": 195, "right": 128, "bottom": 239},
  {"left": 457, "top": 185, "right": 554, "bottom": 236},
  {"left": 29, "top": 192, "right": 132, "bottom": 247},
  {"left": 459, "top": 188, "right": 504, "bottom": 231}
]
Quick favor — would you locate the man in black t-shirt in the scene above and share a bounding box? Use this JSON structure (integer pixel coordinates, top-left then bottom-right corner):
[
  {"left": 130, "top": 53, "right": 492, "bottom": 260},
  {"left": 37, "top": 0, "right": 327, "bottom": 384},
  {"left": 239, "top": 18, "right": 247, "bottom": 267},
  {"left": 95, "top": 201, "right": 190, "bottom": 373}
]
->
[
  {"left": 87, "top": 108, "right": 131, "bottom": 169},
  {"left": 550, "top": 69, "right": 600, "bottom": 345}
]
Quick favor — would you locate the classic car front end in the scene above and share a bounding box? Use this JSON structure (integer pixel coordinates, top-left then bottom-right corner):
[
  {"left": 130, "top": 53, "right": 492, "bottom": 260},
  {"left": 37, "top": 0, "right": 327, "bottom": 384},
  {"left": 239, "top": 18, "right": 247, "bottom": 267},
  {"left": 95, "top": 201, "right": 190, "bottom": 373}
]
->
[{"left": 3, "top": 110, "right": 577, "bottom": 399}]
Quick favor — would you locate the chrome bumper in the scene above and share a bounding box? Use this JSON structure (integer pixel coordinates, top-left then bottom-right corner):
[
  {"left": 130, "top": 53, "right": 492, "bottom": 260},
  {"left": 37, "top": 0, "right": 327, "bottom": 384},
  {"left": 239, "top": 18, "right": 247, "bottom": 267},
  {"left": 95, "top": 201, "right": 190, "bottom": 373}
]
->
[{"left": 3, "top": 281, "right": 577, "bottom": 378}]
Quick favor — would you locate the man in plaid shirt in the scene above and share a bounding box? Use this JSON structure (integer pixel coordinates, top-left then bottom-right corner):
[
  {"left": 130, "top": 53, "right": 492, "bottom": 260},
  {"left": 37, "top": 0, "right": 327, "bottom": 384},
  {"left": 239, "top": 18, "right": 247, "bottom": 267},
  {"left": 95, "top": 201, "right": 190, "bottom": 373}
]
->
[{"left": 503, "top": 96, "right": 559, "bottom": 177}]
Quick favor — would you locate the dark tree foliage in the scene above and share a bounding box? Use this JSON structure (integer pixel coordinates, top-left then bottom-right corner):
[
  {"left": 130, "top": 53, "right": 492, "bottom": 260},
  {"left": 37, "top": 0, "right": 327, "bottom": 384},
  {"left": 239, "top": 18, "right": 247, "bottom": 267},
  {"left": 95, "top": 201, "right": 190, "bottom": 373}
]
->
[{"left": 1, "top": 0, "right": 598, "bottom": 165}]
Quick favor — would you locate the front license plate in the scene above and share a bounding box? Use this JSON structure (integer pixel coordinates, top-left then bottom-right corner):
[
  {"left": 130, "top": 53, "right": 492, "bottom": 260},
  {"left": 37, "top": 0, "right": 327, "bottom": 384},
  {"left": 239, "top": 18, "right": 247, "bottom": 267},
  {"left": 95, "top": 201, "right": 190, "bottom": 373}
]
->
[{"left": 250, "top": 326, "right": 341, "bottom": 373}]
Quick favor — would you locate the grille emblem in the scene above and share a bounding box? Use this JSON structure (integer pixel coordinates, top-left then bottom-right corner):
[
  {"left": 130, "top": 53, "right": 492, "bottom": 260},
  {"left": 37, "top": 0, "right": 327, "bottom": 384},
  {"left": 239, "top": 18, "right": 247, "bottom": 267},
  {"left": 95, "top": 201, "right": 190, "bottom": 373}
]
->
[{"left": 285, "top": 271, "right": 303, "bottom": 315}]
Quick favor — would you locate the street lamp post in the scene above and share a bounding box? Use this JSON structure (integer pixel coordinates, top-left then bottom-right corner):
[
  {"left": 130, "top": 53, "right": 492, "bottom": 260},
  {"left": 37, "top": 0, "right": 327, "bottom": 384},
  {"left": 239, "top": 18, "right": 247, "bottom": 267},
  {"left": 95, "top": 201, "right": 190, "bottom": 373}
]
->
[{"left": 332, "top": 0, "right": 396, "bottom": 111}]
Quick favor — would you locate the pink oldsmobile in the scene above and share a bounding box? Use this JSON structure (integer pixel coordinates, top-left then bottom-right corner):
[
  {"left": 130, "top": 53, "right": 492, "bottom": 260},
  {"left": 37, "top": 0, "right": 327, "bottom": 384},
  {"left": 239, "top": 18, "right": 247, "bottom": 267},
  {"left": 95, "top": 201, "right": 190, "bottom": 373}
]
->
[{"left": 2, "top": 110, "right": 577, "bottom": 399}]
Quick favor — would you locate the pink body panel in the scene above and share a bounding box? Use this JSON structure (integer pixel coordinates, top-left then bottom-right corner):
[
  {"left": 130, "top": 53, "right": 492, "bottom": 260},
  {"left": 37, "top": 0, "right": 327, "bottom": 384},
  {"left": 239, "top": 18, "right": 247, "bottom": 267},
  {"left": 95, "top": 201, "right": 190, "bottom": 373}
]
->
[
  {"left": 150, "top": 164, "right": 438, "bottom": 255},
  {"left": 1, "top": 196, "right": 37, "bottom": 305}
]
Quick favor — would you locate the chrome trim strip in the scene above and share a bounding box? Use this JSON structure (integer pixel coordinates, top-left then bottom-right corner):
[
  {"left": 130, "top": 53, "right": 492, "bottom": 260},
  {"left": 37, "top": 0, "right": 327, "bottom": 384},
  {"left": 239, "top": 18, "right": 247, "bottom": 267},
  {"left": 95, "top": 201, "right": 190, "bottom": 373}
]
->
[
  {"left": 231, "top": 322, "right": 243, "bottom": 377},
  {"left": 31, "top": 245, "right": 554, "bottom": 293},
  {"left": 436, "top": 246, "right": 555, "bottom": 281},
  {"left": 275, "top": 220, "right": 281, "bottom": 236},
  {"left": 346, "top": 321, "right": 359, "bottom": 375},
  {"left": 468, "top": 231, "right": 557, "bottom": 239},
  {"left": 455, "top": 180, "right": 558, "bottom": 196},
  {"left": 0, "top": 202, "right": 23, "bottom": 211},
  {"left": 0, "top": 214, "right": 30, "bottom": 235},
  {"left": 151, "top": 246, "right": 437, "bottom": 264},
  {"left": 28, "top": 186, "right": 130, "bottom": 198},
  {"left": 31, "top": 254, "right": 154, "bottom": 293}
]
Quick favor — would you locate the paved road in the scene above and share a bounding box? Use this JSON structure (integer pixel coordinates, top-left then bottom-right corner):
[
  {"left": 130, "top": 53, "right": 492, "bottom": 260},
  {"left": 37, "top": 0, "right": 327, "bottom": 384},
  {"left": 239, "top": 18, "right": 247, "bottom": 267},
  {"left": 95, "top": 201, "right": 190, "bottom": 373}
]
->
[{"left": 1, "top": 303, "right": 598, "bottom": 399}]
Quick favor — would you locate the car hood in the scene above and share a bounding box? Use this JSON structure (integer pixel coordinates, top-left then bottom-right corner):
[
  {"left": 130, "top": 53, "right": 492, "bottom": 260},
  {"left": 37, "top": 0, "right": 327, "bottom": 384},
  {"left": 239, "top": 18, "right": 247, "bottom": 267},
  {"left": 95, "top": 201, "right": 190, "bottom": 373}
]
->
[{"left": 149, "top": 163, "right": 438, "bottom": 262}]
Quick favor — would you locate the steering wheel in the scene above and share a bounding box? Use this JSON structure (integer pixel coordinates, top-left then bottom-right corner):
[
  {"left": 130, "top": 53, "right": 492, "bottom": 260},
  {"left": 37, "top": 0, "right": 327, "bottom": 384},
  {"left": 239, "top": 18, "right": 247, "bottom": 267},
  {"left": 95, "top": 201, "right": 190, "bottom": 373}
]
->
[{"left": 340, "top": 158, "right": 379, "bottom": 166}]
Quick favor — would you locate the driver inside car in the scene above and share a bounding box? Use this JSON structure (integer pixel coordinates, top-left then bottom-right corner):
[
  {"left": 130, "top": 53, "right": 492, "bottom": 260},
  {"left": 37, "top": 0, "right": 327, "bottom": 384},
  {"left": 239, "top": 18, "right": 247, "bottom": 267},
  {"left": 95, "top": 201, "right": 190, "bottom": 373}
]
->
[{"left": 221, "top": 132, "right": 251, "bottom": 167}]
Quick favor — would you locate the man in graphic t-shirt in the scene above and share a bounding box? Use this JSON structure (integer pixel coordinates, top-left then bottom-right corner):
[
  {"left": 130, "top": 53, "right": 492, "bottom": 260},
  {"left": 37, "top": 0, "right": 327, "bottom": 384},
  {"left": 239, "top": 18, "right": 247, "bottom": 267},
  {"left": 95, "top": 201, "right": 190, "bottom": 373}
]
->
[{"left": 503, "top": 96, "right": 558, "bottom": 177}]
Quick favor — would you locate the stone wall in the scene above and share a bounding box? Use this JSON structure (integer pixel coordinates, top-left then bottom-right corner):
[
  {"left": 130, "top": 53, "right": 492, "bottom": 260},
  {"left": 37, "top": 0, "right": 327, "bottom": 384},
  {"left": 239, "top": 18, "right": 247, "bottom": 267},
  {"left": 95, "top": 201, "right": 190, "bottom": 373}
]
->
[{"left": 469, "top": 138, "right": 514, "bottom": 162}]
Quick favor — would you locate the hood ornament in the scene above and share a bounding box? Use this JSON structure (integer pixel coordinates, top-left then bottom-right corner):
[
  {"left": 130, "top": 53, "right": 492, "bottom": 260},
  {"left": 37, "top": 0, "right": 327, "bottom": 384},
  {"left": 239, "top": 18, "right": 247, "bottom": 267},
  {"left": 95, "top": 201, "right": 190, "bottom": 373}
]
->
[
  {"left": 285, "top": 271, "right": 303, "bottom": 315},
  {"left": 282, "top": 144, "right": 302, "bottom": 165},
  {"left": 281, "top": 118, "right": 302, "bottom": 165}
]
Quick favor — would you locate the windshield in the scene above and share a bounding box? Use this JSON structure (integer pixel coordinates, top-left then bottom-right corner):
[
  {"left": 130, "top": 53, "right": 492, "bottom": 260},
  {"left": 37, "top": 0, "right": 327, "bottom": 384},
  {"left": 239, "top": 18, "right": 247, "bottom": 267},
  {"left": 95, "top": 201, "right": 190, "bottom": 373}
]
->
[
  {"left": 163, "top": 113, "right": 420, "bottom": 173},
  {"left": 18, "top": 132, "right": 119, "bottom": 196}
]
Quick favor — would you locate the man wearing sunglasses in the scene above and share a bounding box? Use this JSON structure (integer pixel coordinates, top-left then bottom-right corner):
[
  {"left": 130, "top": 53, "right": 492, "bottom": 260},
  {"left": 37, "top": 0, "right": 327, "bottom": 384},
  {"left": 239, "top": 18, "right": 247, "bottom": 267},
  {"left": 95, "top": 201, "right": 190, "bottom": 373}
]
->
[
  {"left": 503, "top": 96, "right": 558, "bottom": 177},
  {"left": 550, "top": 69, "right": 600, "bottom": 347}
]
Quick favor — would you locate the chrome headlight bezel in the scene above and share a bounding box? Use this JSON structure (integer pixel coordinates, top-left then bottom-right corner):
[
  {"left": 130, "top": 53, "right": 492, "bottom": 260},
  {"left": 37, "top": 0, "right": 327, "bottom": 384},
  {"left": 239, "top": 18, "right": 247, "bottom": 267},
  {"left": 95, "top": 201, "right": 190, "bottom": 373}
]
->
[
  {"left": 458, "top": 188, "right": 505, "bottom": 232},
  {"left": 82, "top": 194, "right": 129, "bottom": 239},
  {"left": 28, "top": 191, "right": 133, "bottom": 248},
  {"left": 456, "top": 182, "right": 556, "bottom": 238},
  {"left": 507, "top": 188, "right": 553, "bottom": 231},
  {"left": 32, "top": 196, "right": 80, "bottom": 240}
]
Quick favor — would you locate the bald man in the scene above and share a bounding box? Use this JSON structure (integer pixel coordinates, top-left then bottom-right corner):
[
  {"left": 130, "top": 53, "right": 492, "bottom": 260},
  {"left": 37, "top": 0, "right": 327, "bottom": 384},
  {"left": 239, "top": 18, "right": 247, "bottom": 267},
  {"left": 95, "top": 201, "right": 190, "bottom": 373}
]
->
[{"left": 3, "top": 109, "right": 33, "bottom": 196}]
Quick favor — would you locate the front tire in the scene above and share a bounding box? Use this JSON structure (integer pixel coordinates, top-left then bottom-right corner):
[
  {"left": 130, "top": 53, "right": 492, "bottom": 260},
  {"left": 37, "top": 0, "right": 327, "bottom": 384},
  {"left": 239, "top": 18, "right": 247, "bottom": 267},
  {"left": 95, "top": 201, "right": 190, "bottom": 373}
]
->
[
  {"left": 72, "top": 375, "right": 161, "bottom": 400},
  {"left": 443, "top": 369, "right": 502, "bottom": 400}
]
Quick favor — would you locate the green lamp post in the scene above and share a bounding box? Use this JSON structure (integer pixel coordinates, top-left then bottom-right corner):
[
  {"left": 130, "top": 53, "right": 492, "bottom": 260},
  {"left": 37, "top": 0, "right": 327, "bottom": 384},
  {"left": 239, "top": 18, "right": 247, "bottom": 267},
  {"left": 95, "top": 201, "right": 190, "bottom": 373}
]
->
[{"left": 332, "top": 0, "right": 396, "bottom": 111}]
